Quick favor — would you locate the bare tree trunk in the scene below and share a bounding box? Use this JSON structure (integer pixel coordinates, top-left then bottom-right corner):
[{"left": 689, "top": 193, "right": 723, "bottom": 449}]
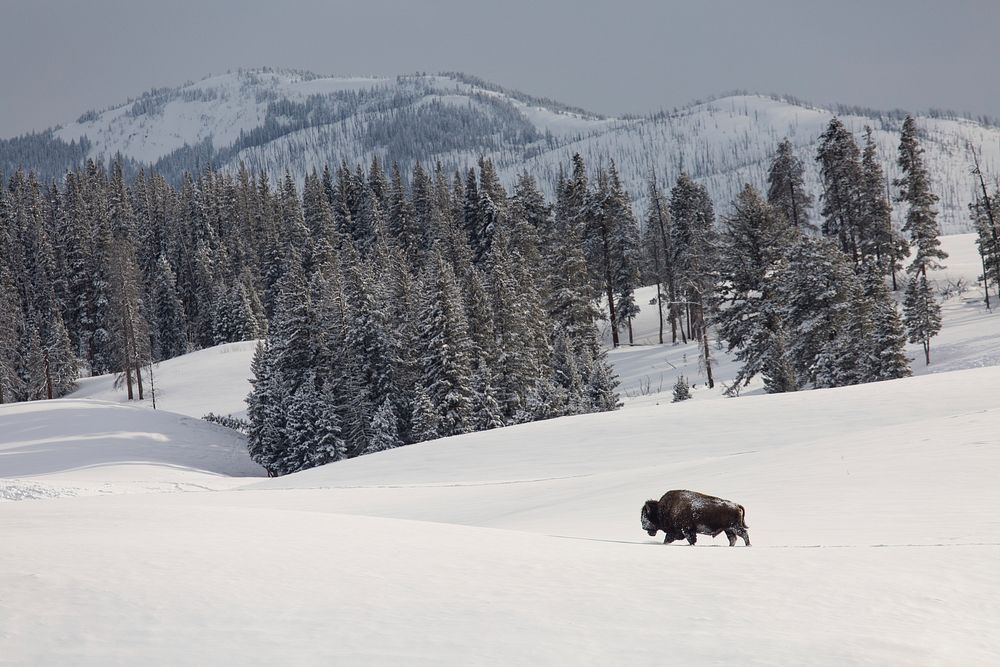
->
[
  {"left": 789, "top": 179, "right": 800, "bottom": 229},
  {"left": 45, "top": 351, "right": 53, "bottom": 400},
  {"left": 627, "top": 317, "right": 634, "bottom": 345},
  {"left": 601, "top": 230, "right": 619, "bottom": 348},
  {"left": 980, "top": 245, "right": 992, "bottom": 309},
  {"left": 701, "top": 317, "right": 714, "bottom": 389},
  {"left": 655, "top": 279, "right": 664, "bottom": 344},
  {"left": 650, "top": 176, "right": 678, "bottom": 343},
  {"left": 669, "top": 279, "right": 681, "bottom": 343},
  {"left": 124, "top": 360, "right": 134, "bottom": 400},
  {"left": 650, "top": 241, "right": 665, "bottom": 345},
  {"left": 135, "top": 362, "right": 144, "bottom": 401}
]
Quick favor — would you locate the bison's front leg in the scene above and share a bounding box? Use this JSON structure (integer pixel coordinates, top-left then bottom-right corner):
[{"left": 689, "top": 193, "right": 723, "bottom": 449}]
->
[{"left": 684, "top": 529, "right": 697, "bottom": 545}]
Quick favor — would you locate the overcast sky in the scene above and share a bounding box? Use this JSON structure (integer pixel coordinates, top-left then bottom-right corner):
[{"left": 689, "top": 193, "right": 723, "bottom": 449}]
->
[{"left": 2, "top": 0, "right": 999, "bottom": 137}]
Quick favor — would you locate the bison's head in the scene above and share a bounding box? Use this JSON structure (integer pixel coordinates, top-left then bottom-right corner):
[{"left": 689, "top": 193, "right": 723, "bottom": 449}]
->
[{"left": 641, "top": 500, "right": 659, "bottom": 536}]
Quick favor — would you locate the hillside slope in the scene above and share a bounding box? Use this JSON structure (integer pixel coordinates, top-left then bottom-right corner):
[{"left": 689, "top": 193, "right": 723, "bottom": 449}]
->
[
  {"left": 2, "top": 361, "right": 999, "bottom": 663},
  {"left": 0, "top": 399, "right": 263, "bottom": 501},
  {"left": 4, "top": 68, "right": 999, "bottom": 233}
]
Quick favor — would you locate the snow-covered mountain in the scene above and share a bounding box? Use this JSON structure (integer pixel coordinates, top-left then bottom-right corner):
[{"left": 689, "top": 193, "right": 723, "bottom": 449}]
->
[{"left": 4, "top": 68, "right": 1000, "bottom": 233}]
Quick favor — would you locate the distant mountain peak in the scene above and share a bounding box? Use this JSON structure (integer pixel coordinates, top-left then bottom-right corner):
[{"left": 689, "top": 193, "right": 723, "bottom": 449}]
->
[{"left": 3, "top": 70, "right": 999, "bottom": 234}]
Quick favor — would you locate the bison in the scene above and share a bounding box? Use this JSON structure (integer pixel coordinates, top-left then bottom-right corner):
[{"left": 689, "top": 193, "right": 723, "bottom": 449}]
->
[{"left": 641, "top": 489, "right": 750, "bottom": 546}]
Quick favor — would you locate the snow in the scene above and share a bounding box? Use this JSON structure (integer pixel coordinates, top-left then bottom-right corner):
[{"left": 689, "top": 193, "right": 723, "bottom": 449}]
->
[
  {"left": 4, "top": 241, "right": 1000, "bottom": 661},
  {"left": 69, "top": 339, "right": 259, "bottom": 419},
  {"left": 3, "top": 360, "right": 1000, "bottom": 662},
  {"left": 0, "top": 398, "right": 263, "bottom": 502},
  {"left": 43, "top": 69, "right": 1000, "bottom": 234},
  {"left": 610, "top": 233, "right": 1000, "bottom": 402}
]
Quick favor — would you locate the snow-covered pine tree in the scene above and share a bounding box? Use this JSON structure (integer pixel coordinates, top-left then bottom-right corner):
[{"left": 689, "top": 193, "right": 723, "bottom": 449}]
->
[
  {"left": 418, "top": 253, "right": 475, "bottom": 437},
  {"left": 43, "top": 312, "right": 78, "bottom": 398},
  {"left": 896, "top": 116, "right": 947, "bottom": 365},
  {"left": 20, "top": 323, "right": 48, "bottom": 401},
  {"left": 587, "top": 351, "right": 622, "bottom": 412},
  {"left": 716, "top": 184, "right": 797, "bottom": 390},
  {"left": 246, "top": 340, "right": 286, "bottom": 475},
  {"left": 387, "top": 162, "right": 422, "bottom": 266},
  {"left": 471, "top": 363, "right": 506, "bottom": 431},
  {"left": 859, "top": 126, "right": 907, "bottom": 287},
  {"left": 107, "top": 160, "right": 151, "bottom": 400},
  {"left": 343, "top": 247, "right": 403, "bottom": 453},
  {"left": 367, "top": 397, "right": 401, "bottom": 454},
  {"left": 546, "top": 171, "right": 600, "bottom": 343},
  {"left": 970, "top": 148, "right": 1000, "bottom": 306},
  {"left": 672, "top": 376, "right": 692, "bottom": 402},
  {"left": 669, "top": 173, "right": 718, "bottom": 387},
  {"left": 607, "top": 163, "right": 642, "bottom": 345},
  {"left": 774, "top": 236, "right": 859, "bottom": 388},
  {"left": 584, "top": 166, "right": 622, "bottom": 346},
  {"left": 150, "top": 255, "right": 188, "bottom": 360},
  {"left": 971, "top": 190, "right": 1000, "bottom": 306},
  {"left": 281, "top": 372, "right": 346, "bottom": 473},
  {"left": 816, "top": 117, "right": 864, "bottom": 262},
  {"left": 410, "top": 387, "right": 441, "bottom": 443},
  {"left": 859, "top": 262, "right": 911, "bottom": 382},
  {"left": 766, "top": 138, "right": 813, "bottom": 230}
]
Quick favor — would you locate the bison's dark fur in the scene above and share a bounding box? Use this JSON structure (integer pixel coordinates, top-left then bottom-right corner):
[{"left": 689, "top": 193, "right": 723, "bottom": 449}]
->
[{"left": 641, "top": 489, "right": 750, "bottom": 546}]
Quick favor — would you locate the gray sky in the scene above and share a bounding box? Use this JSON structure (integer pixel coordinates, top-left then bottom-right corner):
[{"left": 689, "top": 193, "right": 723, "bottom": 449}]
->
[{"left": 2, "top": 0, "right": 999, "bottom": 137}]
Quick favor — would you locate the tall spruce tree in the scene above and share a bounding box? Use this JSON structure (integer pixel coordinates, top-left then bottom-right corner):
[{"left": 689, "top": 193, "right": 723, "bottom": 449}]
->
[
  {"left": 767, "top": 138, "right": 813, "bottom": 230},
  {"left": 817, "top": 117, "right": 864, "bottom": 262},
  {"left": 896, "top": 116, "right": 947, "bottom": 365},
  {"left": 716, "top": 184, "right": 797, "bottom": 390}
]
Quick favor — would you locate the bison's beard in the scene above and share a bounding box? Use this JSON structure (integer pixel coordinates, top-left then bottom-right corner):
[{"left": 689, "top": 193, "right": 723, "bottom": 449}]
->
[{"left": 641, "top": 507, "right": 657, "bottom": 535}]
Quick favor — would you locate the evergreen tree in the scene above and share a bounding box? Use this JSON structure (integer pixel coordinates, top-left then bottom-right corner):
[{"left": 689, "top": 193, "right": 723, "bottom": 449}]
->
[
  {"left": 672, "top": 376, "right": 692, "bottom": 402},
  {"left": 546, "top": 171, "right": 601, "bottom": 344},
  {"left": 860, "top": 263, "right": 911, "bottom": 381},
  {"left": 150, "top": 255, "right": 188, "bottom": 360},
  {"left": 716, "top": 184, "right": 797, "bottom": 389},
  {"left": 896, "top": 116, "right": 947, "bottom": 365},
  {"left": 774, "top": 237, "right": 859, "bottom": 388},
  {"left": 282, "top": 373, "right": 346, "bottom": 472},
  {"left": 971, "top": 190, "right": 1000, "bottom": 306},
  {"left": 246, "top": 341, "right": 285, "bottom": 475},
  {"left": 410, "top": 387, "right": 441, "bottom": 443},
  {"left": 859, "top": 126, "right": 907, "bottom": 286},
  {"left": 669, "top": 173, "right": 717, "bottom": 387},
  {"left": 767, "top": 138, "right": 813, "bottom": 229},
  {"left": 816, "top": 117, "right": 864, "bottom": 262},
  {"left": 367, "top": 397, "right": 401, "bottom": 454},
  {"left": 418, "top": 253, "right": 475, "bottom": 437}
]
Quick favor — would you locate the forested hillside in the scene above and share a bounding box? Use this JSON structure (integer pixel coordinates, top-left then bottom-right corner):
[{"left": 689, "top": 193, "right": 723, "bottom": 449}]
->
[{"left": 3, "top": 68, "right": 999, "bottom": 233}]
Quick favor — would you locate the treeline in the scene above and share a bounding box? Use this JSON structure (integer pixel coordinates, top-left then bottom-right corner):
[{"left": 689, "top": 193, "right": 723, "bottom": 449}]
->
[
  {"left": 0, "top": 153, "right": 630, "bottom": 476},
  {"left": 643, "top": 115, "right": 946, "bottom": 394}
]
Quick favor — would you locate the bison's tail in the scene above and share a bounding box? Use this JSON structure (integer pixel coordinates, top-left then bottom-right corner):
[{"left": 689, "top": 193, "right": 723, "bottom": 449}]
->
[{"left": 738, "top": 504, "right": 748, "bottom": 529}]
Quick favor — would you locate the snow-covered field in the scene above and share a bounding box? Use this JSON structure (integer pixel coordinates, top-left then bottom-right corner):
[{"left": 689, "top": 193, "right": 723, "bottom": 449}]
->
[{"left": 2, "top": 235, "right": 1000, "bottom": 663}]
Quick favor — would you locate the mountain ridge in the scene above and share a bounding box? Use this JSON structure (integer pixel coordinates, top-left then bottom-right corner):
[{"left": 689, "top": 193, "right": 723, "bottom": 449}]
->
[{"left": 3, "top": 67, "right": 999, "bottom": 233}]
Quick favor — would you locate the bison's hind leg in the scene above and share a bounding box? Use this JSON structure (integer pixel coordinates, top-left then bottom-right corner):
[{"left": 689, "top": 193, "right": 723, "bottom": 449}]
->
[
  {"left": 734, "top": 526, "right": 751, "bottom": 546},
  {"left": 725, "top": 529, "right": 737, "bottom": 547},
  {"left": 683, "top": 529, "right": 697, "bottom": 545}
]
